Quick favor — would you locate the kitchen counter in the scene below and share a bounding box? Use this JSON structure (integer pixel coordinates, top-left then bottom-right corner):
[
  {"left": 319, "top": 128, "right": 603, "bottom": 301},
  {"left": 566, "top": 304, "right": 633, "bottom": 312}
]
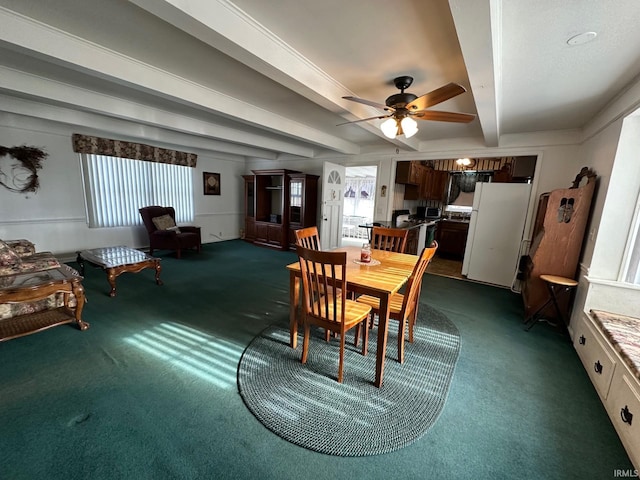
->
[
  {"left": 358, "top": 219, "right": 438, "bottom": 255},
  {"left": 438, "top": 218, "right": 470, "bottom": 224},
  {"left": 359, "top": 219, "right": 439, "bottom": 230}
]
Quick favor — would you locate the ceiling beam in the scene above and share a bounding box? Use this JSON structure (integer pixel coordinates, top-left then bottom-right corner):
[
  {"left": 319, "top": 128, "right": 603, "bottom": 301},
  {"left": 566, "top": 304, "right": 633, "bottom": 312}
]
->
[
  {"left": 0, "top": 66, "right": 315, "bottom": 158},
  {"left": 448, "top": 0, "right": 500, "bottom": 147},
  {"left": 0, "top": 94, "right": 280, "bottom": 160},
  {"left": 0, "top": 6, "right": 360, "bottom": 156},
  {"left": 129, "top": 0, "right": 418, "bottom": 150}
]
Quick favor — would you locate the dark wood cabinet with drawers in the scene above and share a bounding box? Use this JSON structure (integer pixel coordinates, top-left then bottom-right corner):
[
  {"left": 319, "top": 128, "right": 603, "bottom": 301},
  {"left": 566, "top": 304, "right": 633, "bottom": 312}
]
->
[{"left": 435, "top": 220, "right": 469, "bottom": 259}]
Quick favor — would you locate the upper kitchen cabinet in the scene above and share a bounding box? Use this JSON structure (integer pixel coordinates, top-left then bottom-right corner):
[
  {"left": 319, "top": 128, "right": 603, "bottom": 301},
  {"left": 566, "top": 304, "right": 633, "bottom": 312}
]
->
[
  {"left": 493, "top": 156, "right": 537, "bottom": 183},
  {"left": 396, "top": 161, "right": 423, "bottom": 185},
  {"left": 421, "top": 168, "right": 448, "bottom": 201},
  {"left": 396, "top": 161, "right": 448, "bottom": 201}
]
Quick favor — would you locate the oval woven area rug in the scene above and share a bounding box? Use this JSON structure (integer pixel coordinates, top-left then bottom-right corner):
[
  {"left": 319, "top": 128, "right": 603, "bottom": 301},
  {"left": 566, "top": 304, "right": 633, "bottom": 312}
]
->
[{"left": 237, "top": 304, "right": 460, "bottom": 456}]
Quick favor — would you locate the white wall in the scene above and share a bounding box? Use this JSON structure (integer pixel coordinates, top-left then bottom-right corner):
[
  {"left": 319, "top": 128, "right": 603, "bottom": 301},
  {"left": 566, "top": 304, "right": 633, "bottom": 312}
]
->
[{"left": 0, "top": 113, "right": 245, "bottom": 255}]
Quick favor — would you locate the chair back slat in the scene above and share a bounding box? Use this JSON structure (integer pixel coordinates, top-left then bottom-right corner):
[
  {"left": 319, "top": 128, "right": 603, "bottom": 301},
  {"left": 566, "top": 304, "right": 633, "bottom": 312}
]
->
[
  {"left": 297, "top": 245, "right": 346, "bottom": 326},
  {"left": 400, "top": 241, "right": 438, "bottom": 316},
  {"left": 295, "top": 226, "right": 321, "bottom": 250},
  {"left": 371, "top": 226, "right": 408, "bottom": 253}
]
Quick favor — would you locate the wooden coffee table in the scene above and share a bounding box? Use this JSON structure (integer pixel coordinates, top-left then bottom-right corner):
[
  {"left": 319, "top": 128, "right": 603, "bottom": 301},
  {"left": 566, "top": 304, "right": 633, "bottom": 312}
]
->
[{"left": 76, "top": 246, "right": 163, "bottom": 297}]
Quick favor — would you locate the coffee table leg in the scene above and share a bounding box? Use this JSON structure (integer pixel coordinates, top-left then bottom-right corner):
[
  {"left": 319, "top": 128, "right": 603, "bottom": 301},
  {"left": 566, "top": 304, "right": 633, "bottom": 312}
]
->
[
  {"left": 106, "top": 268, "right": 118, "bottom": 297},
  {"left": 72, "top": 280, "right": 90, "bottom": 330},
  {"left": 154, "top": 260, "right": 163, "bottom": 286}
]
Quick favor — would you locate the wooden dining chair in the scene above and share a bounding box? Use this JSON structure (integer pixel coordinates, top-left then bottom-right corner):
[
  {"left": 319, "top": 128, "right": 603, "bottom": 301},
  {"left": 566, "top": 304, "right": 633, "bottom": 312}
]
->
[
  {"left": 294, "top": 226, "right": 321, "bottom": 250},
  {"left": 355, "top": 241, "right": 438, "bottom": 363},
  {"left": 371, "top": 226, "right": 408, "bottom": 253},
  {"left": 296, "top": 245, "right": 371, "bottom": 383}
]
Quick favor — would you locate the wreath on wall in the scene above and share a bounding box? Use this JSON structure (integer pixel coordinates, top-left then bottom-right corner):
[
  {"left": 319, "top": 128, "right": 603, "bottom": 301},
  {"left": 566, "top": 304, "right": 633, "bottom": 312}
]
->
[{"left": 0, "top": 145, "right": 48, "bottom": 193}]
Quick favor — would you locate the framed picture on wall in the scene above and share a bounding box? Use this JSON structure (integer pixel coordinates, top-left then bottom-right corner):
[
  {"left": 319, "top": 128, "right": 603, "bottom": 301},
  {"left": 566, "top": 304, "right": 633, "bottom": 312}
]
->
[{"left": 203, "top": 172, "right": 220, "bottom": 195}]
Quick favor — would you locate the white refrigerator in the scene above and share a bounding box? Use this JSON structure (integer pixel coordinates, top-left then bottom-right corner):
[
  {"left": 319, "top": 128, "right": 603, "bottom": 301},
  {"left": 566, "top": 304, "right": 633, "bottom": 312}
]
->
[{"left": 461, "top": 182, "right": 532, "bottom": 288}]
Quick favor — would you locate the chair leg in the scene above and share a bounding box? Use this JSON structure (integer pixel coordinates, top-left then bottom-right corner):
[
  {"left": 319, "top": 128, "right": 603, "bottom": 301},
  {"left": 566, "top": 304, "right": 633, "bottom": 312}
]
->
[
  {"left": 354, "top": 315, "right": 370, "bottom": 348},
  {"left": 301, "top": 324, "right": 311, "bottom": 364},
  {"left": 408, "top": 309, "right": 418, "bottom": 343},
  {"left": 176, "top": 248, "right": 182, "bottom": 259},
  {"left": 338, "top": 331, "right": 346, "bottom": 383},
  {"left": 361, "top": 320, "right": 368, "bottom": 356},
  {"left": 397, "top": 317, "right": 406, "bottom": 364}
]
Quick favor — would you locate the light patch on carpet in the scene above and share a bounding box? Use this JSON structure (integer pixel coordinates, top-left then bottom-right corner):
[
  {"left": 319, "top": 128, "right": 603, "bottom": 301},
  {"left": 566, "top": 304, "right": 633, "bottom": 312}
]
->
[{"left": 124, "top": 322, "right": 243, "bottom": 389}]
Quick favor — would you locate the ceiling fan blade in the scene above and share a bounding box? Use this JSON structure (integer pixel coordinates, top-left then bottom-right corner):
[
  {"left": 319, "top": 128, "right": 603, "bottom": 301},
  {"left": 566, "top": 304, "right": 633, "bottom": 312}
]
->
[
  {"left": 412, "top": 110, "right": 476, "bottom": 123},
  {"left": 405, "top": 83, "right": 467, "bottom": 111},
  {"left": 337, "top": 114, "right": 392, "bottom": 126},
  {"left": 342, "top": 96, "right": 393, "bottom": 111}
]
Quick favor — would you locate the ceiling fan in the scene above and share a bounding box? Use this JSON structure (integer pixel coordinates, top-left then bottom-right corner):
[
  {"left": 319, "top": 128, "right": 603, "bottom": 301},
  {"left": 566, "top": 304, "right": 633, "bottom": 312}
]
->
[{"left": 340, "top": 75, "right": 475, "bottom": 139}]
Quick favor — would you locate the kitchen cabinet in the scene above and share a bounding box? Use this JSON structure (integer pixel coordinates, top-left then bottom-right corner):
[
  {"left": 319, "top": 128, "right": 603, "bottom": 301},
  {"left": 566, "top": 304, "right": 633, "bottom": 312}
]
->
[
  {"left": 397, "top": 162, "right": 447, "bottom": 201},
  {"left": 436, "top": 220, "right": 469, "bottom": 259},
  {"left": 396, "top": 161, "right": 423, "bottom": 185},
  {"left": 421, "top": 168, "right": 448, "bottom": 201}
]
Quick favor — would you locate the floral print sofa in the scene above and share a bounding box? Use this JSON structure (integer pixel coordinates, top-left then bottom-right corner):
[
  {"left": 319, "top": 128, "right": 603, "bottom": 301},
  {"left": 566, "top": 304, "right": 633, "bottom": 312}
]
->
[{"left": 0, "top": 239, "right": 77, "bottom": 321}]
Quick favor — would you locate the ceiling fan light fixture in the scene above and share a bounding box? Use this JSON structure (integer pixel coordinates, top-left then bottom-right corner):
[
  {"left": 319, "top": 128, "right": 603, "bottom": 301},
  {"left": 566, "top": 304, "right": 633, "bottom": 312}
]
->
[
  {"left": 341, "top": 74, "right": 475, "bottom": 135},
  {"left": 380, "top": 118, "right": 398, "bottom": 139},
  {"left": 401, "top": 117, "right": 418, "bottom": 138}
]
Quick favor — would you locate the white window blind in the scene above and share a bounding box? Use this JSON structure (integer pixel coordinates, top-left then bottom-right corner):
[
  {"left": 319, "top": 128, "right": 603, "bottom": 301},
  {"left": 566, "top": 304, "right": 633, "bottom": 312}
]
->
[{"left": 81, "top": 154, "right": 194, "bottom": 228}]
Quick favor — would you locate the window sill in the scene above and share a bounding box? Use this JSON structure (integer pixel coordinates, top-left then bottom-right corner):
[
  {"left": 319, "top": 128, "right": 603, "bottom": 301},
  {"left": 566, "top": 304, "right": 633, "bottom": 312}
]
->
[{"left": 585, "top": 276, "right": 640, "bottom": 291}]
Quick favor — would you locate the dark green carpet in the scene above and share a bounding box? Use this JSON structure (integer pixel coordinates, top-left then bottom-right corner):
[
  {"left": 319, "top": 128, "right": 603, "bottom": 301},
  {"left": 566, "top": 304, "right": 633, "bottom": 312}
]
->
[{"left": 0, "top": 240, "right": 633, "bottom": 479}]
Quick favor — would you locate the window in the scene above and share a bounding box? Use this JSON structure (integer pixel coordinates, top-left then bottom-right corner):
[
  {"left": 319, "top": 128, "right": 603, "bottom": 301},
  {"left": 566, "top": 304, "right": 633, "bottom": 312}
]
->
[
  {"left": 624, "top": 193, "right": 640, "bottom": 284},
  {"left": 290, "top": 180, "right": 302, "bottom": 207},
  {"left": 80, "top": 154, "right": 194, "bottom": 228}
]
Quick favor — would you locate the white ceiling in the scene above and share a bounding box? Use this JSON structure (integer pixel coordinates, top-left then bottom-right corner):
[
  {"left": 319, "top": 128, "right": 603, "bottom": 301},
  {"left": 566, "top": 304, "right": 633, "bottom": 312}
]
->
[{"left": 1, "top": 0, "right": 640, "bottom": 159}]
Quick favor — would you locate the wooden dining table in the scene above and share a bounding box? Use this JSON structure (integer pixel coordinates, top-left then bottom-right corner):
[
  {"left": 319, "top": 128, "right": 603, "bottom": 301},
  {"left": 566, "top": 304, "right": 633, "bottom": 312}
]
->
[{"left": 286, "top": 246, "right": 418, "bottom": 388}]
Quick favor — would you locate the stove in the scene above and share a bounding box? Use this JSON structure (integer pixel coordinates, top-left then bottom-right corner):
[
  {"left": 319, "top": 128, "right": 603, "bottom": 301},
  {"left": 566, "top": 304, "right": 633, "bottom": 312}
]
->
[{"left": 391, "top": 209, "right": 410, "bottom": 227}]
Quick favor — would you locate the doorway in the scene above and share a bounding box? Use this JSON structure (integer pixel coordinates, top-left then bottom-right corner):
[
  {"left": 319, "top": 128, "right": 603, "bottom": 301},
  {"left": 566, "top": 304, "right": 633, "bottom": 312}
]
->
[{"left": 342, "top": 166, "right": 377, "bottom": 247}]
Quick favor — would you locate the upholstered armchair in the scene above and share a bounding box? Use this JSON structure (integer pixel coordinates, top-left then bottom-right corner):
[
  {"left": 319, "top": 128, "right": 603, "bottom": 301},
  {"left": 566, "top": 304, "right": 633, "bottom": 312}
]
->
[{"left": 138, "top": 206, "right": 201, "bottom": 259}]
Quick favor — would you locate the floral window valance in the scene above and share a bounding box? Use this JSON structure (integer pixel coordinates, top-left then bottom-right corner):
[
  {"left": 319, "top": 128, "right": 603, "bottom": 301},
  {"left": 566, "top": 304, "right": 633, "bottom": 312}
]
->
[{"left": 71, "top": 134, "right": 197, "bottom": 168}]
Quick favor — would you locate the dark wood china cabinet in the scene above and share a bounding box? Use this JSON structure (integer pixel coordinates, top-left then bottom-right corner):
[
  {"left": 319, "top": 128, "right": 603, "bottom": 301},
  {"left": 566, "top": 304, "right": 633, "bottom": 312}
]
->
[{"left": 243, "top": 169, "right": 318, "bottom": 250}]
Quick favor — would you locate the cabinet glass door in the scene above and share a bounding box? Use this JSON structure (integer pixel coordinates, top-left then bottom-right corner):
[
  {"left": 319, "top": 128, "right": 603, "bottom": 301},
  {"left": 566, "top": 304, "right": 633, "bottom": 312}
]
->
[{"left": 290, "top": 179, "right": 302, "bottom": 224}]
